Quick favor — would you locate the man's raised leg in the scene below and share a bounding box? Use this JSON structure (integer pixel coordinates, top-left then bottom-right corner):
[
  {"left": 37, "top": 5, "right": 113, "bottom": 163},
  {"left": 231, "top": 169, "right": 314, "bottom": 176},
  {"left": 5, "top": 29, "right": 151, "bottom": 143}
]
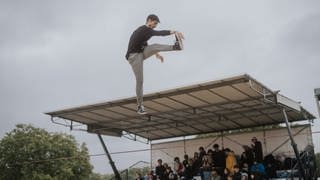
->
[{"left": 143, "top": 44, "right": 176, "bottom": 60}]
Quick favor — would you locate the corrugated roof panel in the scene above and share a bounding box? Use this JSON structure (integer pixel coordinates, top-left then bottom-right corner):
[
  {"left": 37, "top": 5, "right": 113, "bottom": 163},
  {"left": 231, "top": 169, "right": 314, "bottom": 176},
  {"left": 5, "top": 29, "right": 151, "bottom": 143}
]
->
[
  {"left": 93, "top": 109, "right": 126, "bottom": 119},
  {"left": 144, "top": 101, "right": 173, "bottom": 112},
  {"left": 210, "top": 86, "right": 249, "bottom": 101},
  {"left": 189, "top": 90, "right": 227, "bottom": 104},
  {"left": 170, "top": 94, "right": 208, "bottom": 107},
  {"left": 231, "top": 82, "right": 262, "bottom": 97},
  {"left": 153, "top": 97, "right": 189, "bottom": 109}
]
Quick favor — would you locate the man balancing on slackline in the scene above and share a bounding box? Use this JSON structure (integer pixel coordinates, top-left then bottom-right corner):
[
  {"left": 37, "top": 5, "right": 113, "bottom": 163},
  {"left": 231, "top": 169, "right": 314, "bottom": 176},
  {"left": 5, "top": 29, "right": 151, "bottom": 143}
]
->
[{"left": 125, "top": 14, "right": 184, "bottom": 115}]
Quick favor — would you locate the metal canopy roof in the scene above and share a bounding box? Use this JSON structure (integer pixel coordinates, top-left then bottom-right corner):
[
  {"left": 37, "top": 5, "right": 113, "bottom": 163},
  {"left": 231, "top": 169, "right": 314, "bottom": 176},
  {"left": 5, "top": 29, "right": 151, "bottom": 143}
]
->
[{"left": 45, "top": 74, "right": 315, "bottom": 141}]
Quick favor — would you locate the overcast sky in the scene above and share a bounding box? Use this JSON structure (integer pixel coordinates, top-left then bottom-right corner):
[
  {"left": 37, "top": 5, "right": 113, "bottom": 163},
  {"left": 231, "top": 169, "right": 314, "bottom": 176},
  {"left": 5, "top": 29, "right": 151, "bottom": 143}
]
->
[{"left": 1, "top": 0, "right": 320, "bottom": 174}]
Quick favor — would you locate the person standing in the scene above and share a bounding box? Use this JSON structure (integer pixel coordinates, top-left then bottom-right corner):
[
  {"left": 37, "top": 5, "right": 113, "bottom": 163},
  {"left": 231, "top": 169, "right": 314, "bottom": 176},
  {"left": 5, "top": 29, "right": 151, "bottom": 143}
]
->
[
  {"left": 240, "top": 145, "right": 254, "bottom": 168},
  {"left": 173, "top": 157, "right": 184, "bottom": 178},
  {"left": 184, "top": 158, "right": 194, "bottom": 180},
  {"left": 199, "top": 146, "right": 206, "bottom": 161},
  {"left": 125, "top": 14, "right": 184, "bottom": 114},
  {"left": 182, "top": 154, "right": 189, "bottom": 168},
  {"left": 251, "top": 137, "right": 263, "bottom": 163},
  {"left": 202, "top": 155, "right": 212, "bottom": 180},
  {"left": 225, "top": 149, "right": 237, "bottom": 174},
  {"left": 193, "top": 152, "right": 202, "bottom": 176},
  {"left": 212, "top": 144, "right": 226, "bottom": 176},
  {"left": 156, "top": 159, "right": 166, "bottom": 180}
]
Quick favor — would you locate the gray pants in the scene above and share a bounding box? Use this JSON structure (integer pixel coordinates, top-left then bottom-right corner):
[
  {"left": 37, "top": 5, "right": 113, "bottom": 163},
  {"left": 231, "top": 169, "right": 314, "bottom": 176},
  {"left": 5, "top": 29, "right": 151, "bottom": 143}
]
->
[{"left": 128, "top": 44, "right": 175, "bottom": 107}]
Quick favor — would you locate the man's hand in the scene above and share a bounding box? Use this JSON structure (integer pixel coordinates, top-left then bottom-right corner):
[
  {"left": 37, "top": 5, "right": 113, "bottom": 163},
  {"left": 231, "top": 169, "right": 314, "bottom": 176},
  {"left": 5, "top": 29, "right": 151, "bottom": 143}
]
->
[
  {"left": 170, "top": 30, "right": 185, "bottom": 40},
  {"left": 175, "top": 31, "right": 185, "bottom": 40},
  {"left": 155, "top": 53, "right": 164, "bottom": 63},
  {"left": 170, "top": 30, "right": 177, "bottom": 34}
]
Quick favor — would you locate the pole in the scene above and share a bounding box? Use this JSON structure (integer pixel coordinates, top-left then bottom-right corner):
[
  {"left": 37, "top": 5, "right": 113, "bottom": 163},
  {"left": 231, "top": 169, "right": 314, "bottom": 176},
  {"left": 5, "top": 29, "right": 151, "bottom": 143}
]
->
[
  {"left": 183, "top": 136, "right": 186, "bottom": 154},
  {"left": 282, "top": 109, "right": 306, "bottom": 180},
  {"left": 97, "top": 134, "right": 121, "bottom": 180},
  {"left": 263, "top": 126, "right": 267, "bottom": 154},
  {"left": 221, "top": 131, "right": 224, "bottom": 149}
]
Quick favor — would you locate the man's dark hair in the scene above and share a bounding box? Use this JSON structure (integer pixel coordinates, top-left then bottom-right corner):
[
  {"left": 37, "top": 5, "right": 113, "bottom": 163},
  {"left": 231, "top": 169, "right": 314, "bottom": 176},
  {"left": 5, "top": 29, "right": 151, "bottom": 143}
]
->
[
  {"left": 147, "top": 14, "right": 160, "bottom": 23},
  {"left": 213, "top": 144, "right": 219, "bottom": 148}
]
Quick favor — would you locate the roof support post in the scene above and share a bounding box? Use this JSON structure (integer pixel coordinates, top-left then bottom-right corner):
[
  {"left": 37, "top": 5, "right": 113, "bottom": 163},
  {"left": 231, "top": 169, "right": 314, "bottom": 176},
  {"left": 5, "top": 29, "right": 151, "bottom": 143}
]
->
[
  {"left": 150, "top": 144, "right": 153, "bottom": 172},
  {"left": 183, "top": 136, "right": 187, "bottom": 155},
  {"left": 220, "top": 131, "right": 224, "bottom": 149},
  {"left": 282, "top": 108, "right": 306, "bottom": 180},
  {"left": 263, "top": 126, "right": 267, "bottom": 155},
  {"left": 70, "top": 121, "right": 73, "bottom": 131},
  {"left": 97, "top": 134, "right": 121, "bottom": 180}
]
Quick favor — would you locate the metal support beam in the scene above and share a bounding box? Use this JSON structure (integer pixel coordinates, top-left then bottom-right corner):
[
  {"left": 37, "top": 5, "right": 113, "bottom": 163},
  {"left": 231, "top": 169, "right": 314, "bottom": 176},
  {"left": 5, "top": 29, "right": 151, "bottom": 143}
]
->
[
  {"left": 205, "top": 136, "right": 220, "bottom": 150},
  {"left": 97, "top": 134, "right": 121, "bottom": 180},
  {"left": 282, "top": 109, "right": 306, "bottom": 180},
  {"left": 183, "top": 136, "right": 186, "bottom": 154},
  {"left": 269, "top": 126, "right": 308, "bottom": 155},
  {"left": 223, "top": 136, "right": 244, "bottom": 147},
  {"left": 221, "top": 131, "right": 224, "bottom": 149},
  {"left": 263, "top": 127, "right": 267, "bottom": 155}
]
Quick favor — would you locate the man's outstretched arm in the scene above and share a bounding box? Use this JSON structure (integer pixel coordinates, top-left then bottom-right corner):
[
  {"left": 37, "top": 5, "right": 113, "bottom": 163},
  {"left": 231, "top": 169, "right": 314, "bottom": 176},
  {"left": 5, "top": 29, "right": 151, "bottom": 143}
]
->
[{"left": 151, "top": 29, "right": 179, "bottom": 36}]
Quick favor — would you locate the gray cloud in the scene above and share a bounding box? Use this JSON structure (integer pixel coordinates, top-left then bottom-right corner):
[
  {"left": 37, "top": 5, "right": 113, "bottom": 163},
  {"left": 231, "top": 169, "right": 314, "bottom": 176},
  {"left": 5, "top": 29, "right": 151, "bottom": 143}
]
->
[{"left": 1, "top": 0, "right": 320, "bottom": 174}]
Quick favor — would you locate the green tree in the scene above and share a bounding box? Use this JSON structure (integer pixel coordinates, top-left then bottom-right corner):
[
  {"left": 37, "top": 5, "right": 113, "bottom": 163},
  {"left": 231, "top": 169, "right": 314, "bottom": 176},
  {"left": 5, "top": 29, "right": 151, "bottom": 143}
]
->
[
  {"left": 93, "top": 167, "right": 150, "bottom": 180},
  {"left": 88, "top": 172, "right": 110, "bottom": 180},
  {"left": 0, "top": 124, "right": 92, "bottom": 180}
]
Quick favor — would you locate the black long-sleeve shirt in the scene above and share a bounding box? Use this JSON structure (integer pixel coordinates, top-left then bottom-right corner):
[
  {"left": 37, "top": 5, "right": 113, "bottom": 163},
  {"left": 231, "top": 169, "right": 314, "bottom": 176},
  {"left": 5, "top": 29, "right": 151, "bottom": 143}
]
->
[
  {"left": 253, "top": 141, "right": 263, "bottom": 162},
  {"left": 125, "top": 25, "right": 171, "bottom": 59},
  {"left": 212, "top": 150, "right": 226, "bottom": 167}
]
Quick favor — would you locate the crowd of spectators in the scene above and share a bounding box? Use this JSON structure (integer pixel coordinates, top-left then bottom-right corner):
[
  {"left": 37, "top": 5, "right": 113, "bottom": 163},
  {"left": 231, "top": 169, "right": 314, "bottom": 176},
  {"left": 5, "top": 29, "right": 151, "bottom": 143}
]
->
[{"left": 135, "top": 137, "right": 302, "bottom": 180}]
